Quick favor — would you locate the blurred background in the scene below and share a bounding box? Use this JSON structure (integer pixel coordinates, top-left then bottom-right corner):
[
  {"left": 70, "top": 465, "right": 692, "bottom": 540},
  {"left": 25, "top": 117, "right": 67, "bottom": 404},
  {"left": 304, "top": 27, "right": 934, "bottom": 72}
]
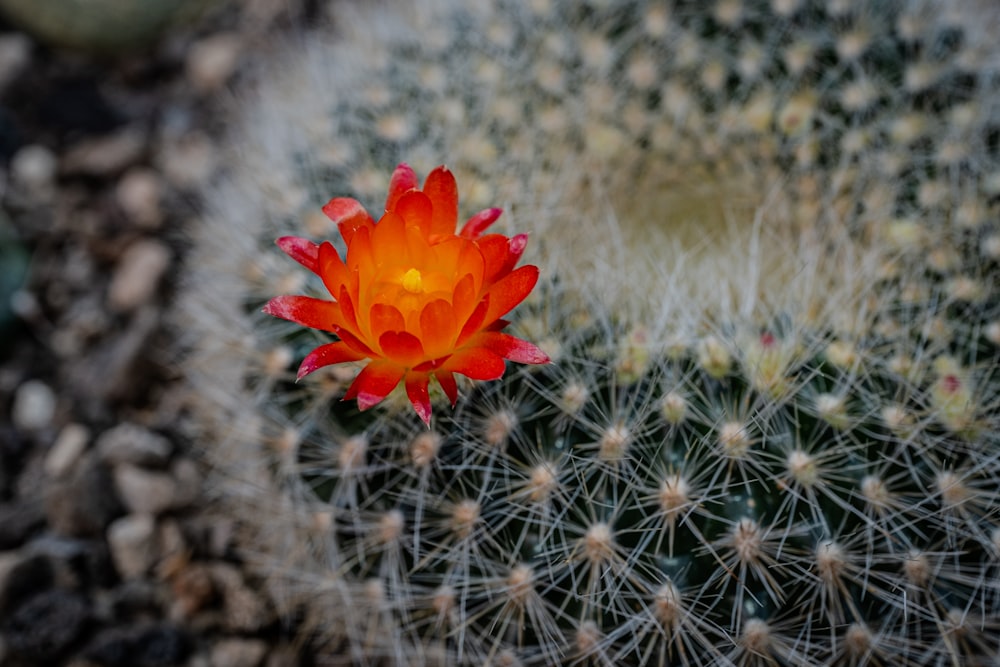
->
[{"left": 0, "top": 1, "right": 318, "bottom": 665}]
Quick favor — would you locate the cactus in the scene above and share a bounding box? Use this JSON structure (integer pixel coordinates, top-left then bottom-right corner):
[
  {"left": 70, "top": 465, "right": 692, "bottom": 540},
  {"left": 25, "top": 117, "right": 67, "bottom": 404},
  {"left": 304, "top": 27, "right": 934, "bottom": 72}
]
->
[{"left": 181, "top": 0, "right": 1000, "bottom": 664}]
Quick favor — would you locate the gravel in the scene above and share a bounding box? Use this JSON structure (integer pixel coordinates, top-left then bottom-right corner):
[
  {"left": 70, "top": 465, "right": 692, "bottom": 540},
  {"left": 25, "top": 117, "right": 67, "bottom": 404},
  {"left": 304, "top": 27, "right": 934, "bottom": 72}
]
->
[{"left": 0, "top": 2, "right": 316, "bottom": 665}]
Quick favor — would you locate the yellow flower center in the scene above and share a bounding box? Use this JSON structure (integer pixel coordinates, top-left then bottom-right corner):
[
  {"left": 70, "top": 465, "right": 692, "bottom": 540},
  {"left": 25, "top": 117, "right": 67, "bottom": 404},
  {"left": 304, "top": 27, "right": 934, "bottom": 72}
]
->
[{"left": 401, "top": 268, "right": 423, "bottom": 294}]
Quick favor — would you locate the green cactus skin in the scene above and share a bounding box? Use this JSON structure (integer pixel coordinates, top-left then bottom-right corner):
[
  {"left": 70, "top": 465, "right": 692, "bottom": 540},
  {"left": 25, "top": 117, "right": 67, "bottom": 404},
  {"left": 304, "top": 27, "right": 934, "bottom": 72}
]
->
[{"left": 181, "top": 0, "right": 1000, "bottom": 664}]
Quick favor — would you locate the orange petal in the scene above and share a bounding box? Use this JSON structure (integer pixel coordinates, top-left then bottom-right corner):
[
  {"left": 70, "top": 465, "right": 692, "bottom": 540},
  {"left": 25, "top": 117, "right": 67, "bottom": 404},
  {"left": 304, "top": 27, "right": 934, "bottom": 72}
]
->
[
  {"left": 344, "top": 361, "right": 406, "bottom": 411},
  {"left": 422, "top": 165, "right": 459, "bottom": 239},
  {"left": 379, "top": 330, "right": 425, "bottom": 366},
  {"left": 443, "top": 347, "right": 507, "bottom": 380},
  {"left": 323, "top": 198, "right": 374, "bottom": 244},
  {"left": 420, "top": 299, "right": 456, "bottom": 357},
  {"left": 263, "top": 295, "right": 346, "bottom": 333},
  {"left": 459, "top": 207, "right": 502, "bottom": 239},
  {"left": 345, "top": 224, "right": 374, "bottom": 273},
  {"left": 332, "top": 326, "right": 375, "bottom": 356},
  {"left": 297, "top": 342, "right": 367, "bottom": 379},
  {"left": 476, "top": 332, "right": 550, "bottom": 364},
  {"left": 394, "top": 190, "right": 434, "bottom": 237},
  {"left": 405, "top": 374, "right": 433, "bottom": 426},
  {"left": 451, "top": 273, "right": 477, "bottom": 321},
  {"left": 318, "top": 241, "right": 349, "bottom": 297},
  {"left": 485, "top": 265, "right": 538, "bottom": 324},
  {"left": 370, "top": 303, "right": 406, "bottom": 339},
  {"left": 338, "top": 285, "right": 361, "bottom": 332},
  {"left": 386, "top": 163, "right": 418, "bottom": 211},
  {"left": 369, "top": 211, "right": 408, "bottom": 264},
  {"left": 276, "top": 236, "right": 319, "bottom": 273}
]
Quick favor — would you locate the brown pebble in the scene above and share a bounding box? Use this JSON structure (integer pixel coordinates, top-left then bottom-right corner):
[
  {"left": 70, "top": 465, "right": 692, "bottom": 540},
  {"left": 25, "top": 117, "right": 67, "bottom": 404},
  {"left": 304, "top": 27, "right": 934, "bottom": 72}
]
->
[
  {"left": 44, "top": 423, "right": 90, "bottom": 478},
  {"left": 61, "top": 128, "right": 147, "bottom": 176},
  {"left": 186, "top": 33, "right": 243, "bottom": 93},
  {"left": 159, "top": 132, "right": 217, "bottom": 189},
  {"left": 116, "top": 168, "right": 164, "bottom": 229},
  {"left": 113, "top": 464, "right": 177, "bottom": 515},
  {"left": 107, "top": 239, "right": 172, "bottom": 311}
]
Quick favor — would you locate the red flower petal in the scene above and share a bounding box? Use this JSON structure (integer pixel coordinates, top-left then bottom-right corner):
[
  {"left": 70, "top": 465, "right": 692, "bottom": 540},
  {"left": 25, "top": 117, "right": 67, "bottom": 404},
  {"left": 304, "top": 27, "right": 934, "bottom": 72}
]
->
[
  {"left": 477, "top": 235, "right": 513, "bottom": 283},
  {"left": 459, "top": 207, "right": 503, "bottom": 239},
  {"left": 476, "top": 332, "right": 550, "bottom": 364},
  {"left": 379, "top": 330, "right": 425, "bottom": 365},
  {"left": 422, "top": 165, "right": 459, "bottom": 239},
  {"left": 406, "top": 374, "right": 432, "bottom": 426},
  {"left": 262, "top": 295, "right": 346, "bottom": 333},
  {"left": 323, "top": 198, "right": 374, "bottom": 244},
  {"left": 457, "top": 295, "right": 490, "bottom": 346},
  {"left": 443, "top": 347, "right": 507, "bottom": 380},
  {"left": 344, "top": 361, "right": 406, "bottom": 411},
  {"left": 479, "top": 233, "right": 529, "bottom": 283},
  {"left": 485, "top": 264, "right": 538, "bottom": 323},
  {"left": 435, "top": 371, "right": 459, "bottom": 406},
  {"left": 276, "top": 236, "right": 320, "bottom": 273},
  {"left": 297, "top": 342, "right": 367, "bottom": 380},
  {"left": 386, "top": 163, "right": 418, "bottom": 211}
]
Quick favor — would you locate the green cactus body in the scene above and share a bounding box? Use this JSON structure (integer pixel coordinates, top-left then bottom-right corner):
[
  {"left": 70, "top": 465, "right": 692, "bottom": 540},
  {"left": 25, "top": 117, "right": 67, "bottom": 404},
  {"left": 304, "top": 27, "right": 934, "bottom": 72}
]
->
[{"left": 181, "top": 0, "right": 1000, "bottom": 664}]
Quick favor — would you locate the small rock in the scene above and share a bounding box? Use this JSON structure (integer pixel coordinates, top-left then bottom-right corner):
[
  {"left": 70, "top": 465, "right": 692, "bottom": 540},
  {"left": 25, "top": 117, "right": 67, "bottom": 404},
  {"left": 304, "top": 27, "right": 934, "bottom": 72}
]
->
[
  {"left": 25, "top": 534, "right": 116, "bottom": 590},
  {"left": 12, "top": 379, "right": 56, "bottom": 431},
  {"left": 0, "top": 497, "right": 45, "bottom": 549},
  {"left": 207, "top": 562, "right": 273, "bottom": 632},
  {"left": 169, "top": 458, "right": 201, "bottom": 509},
  {"left": 3, "top": 589, "right": 90, "bottom": 663},
  {"left": 209, "top": 638, "right": 267, "bottom": 667},
  {"left": 158, "top": 132, "right": 216, "bottom": 189},
  {"left": 45, "top": 423, "right": 90, "bottom": 478},
  {"left": 67, "top": 305, "right": 159, "bottom": 411},
  {"left": 0, "top": 552, "right": 52, "bottom": 614},
  {"left": 107, "top": 239, "right": 172, "bottom": 311},
  {"left": 105, "top": 578, "right": 165, "bottom": 619},
  {"left": 116, "top": 168, "right": 163, "bottom": 229},
  {"left": 113, "top": 465, "right": 177, "bottom": 516},
  {"left": 0, "top": 33, "right": 31, "bottom": 91},
  {"left": 10, "top": 144, "right": 57, "bottom": 195},
  {"left": 168, "top": 562, "right": 215, "bottom": 619},
  {"left": 96, "top": 422, "right": 172, "bottom": 468},
  {"left": 61, "top": 128, "right": 146, "bottom": 176},
  {"left": 186, "top": 33, "right": 243, "bottom": 93},
  {"left": 84, "top": 623, "right": 191, "bottom": 667},
  {"left": 265, "top": 644, "right": 301, "bottom": 667},
  {"left": 45, "top": 452, "right": 123, "bottom": 537},
  {"left": 106, "top": 514, "right": 157, "bottom": 579},
  {"left": 155, "top": 519, "right": 188, "bottom": 582}
]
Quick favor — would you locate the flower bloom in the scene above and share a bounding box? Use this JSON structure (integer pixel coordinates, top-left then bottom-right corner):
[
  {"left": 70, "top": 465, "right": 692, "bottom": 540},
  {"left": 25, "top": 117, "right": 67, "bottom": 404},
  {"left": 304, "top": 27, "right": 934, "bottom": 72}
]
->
[{"left": 263, "top": 163, "right": 550, "bottom": 425}]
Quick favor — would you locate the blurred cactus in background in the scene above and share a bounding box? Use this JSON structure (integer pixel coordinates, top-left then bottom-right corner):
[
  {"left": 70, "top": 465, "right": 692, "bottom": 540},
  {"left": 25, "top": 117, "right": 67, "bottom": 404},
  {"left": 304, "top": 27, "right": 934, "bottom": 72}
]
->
[
  {"left": 0, "top": 0, "right": 217, "bottom": 52},
  {"left": 181, "top": 0, "right": 1000, "bottom": 664}
]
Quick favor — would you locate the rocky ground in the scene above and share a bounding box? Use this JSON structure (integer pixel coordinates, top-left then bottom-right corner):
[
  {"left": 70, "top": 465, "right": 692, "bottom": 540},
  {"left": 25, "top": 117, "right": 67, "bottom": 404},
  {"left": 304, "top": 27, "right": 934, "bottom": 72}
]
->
[{"left": 0, "top": 2, "right": 318, "bottom": 665}]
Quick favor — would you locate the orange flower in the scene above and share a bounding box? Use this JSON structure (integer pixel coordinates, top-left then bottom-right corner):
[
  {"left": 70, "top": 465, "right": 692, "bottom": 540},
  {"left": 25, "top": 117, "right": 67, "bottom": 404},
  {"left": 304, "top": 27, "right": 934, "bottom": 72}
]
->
[{"left": 264, "top": 163, "right": 550, "bottom": 425}]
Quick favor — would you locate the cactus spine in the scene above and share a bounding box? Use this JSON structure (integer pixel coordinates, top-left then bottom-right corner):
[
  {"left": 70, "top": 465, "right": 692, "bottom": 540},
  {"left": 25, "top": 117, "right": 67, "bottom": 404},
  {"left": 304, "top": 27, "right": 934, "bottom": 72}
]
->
[{"left": 182, "top": 0, "right": 1000, "bottom": 664}]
